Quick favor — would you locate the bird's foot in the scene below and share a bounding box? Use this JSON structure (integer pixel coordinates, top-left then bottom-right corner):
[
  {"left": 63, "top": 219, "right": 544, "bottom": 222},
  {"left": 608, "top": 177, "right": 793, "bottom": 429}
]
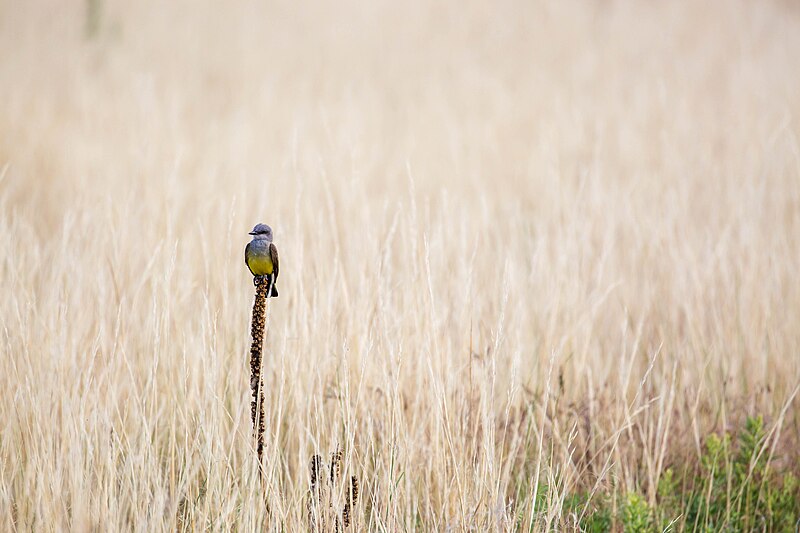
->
[{"left": 253, "top": 275, "right": 264, "bottom": 286}]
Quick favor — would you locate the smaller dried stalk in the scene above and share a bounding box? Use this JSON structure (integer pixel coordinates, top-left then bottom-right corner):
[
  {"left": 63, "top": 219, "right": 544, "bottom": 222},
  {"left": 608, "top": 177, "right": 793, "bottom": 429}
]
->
[{"left": 307, "top": 447, "right": 359, "bottom": 532}]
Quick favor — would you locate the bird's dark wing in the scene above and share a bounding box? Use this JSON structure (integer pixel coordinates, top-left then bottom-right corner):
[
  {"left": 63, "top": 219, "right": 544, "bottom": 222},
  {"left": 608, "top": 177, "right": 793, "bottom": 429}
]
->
[
  {"left": 269, "top": 242, "right": 279, "bottom": 280},
  {"left": 244, "top": 242, "right": 251, "bottom": 267}
]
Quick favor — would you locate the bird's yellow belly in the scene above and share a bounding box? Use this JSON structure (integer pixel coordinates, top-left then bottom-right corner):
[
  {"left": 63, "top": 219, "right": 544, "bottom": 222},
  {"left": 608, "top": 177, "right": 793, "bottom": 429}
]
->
[{"left": 247, "top": 255, "right": 273, "bottom": 275}]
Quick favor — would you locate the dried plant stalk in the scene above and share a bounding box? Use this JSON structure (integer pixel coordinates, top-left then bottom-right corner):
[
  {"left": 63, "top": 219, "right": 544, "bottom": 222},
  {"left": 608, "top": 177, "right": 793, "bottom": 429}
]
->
[
  {"left": 307, "top": 447, "right": 360, "bottom": 532},
  {"left": 249, "top": 277, "right": 270, "bottom": 469},
  {"left": 307, "top": 455, "right": 328, "bottom": 532},
  {"left": 330, "top": 448, "right": 342, "bottom": 485},
  {"left": 342, "top": 476, "right": 359, "bottom": 528}
]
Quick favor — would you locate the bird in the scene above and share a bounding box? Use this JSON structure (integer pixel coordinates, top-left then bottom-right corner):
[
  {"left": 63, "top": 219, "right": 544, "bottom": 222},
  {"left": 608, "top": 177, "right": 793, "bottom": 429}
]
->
[{"left": 245, "top": 223, "right": 279, "bottom": 296}]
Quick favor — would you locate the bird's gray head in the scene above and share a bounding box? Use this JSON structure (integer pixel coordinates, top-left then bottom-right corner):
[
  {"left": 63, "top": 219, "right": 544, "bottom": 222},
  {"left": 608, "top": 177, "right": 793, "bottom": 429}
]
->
[{"left": 248, "top": 223, "right": 273, "bottom": 241}]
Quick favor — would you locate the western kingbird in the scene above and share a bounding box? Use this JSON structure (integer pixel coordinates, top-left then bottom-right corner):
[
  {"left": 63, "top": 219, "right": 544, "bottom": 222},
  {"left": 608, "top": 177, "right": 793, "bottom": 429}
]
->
[{"left": 245, "top": 223, "right": 279, "bottom": 296}]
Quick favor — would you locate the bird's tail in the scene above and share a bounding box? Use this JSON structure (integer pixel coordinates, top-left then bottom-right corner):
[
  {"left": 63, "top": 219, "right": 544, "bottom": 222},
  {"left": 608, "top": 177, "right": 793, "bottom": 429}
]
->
[{"left": 268, "top": 277, "right": 279, "bottom": 297}]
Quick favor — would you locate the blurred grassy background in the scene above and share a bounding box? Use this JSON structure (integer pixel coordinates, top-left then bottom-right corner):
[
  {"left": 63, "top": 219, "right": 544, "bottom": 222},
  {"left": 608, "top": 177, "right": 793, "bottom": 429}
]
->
[{"left": 1, "top": 0, "right": 799, "bottom": 530}]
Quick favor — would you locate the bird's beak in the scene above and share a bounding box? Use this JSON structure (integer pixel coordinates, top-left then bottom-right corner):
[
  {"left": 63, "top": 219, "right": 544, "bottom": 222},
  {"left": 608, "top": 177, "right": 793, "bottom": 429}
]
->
[{"left": 248, "top": 231, "right": 257, "bottom": 235}]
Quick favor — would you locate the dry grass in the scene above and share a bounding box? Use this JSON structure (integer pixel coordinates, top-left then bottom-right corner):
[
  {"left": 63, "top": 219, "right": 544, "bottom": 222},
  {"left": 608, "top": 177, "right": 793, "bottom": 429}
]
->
[{"left": 1, "top": 0, "right": 800, "bottom": 530}]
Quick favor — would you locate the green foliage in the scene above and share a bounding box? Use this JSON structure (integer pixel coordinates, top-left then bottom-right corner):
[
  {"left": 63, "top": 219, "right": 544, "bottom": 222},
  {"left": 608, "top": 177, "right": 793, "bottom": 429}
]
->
[
  {"left": 767, "top": 473, "right": 799, "bottom": 532},
  {"left": 622, "top": 492, "right": 652, "bottom": 533},
  {"left": 583, "top": 506, "right": 613, "bottom": 533},
  {"left": 520, "top": 415, "right": 799, "bottom": 532},
  {"left": 686, "top": 431, "right": 733, "bottom": 529},
  {"left": 734, "top": 415, "right": 767, "bottom": 530},
  {"left": 667, "top": 415, "right": 798, "bottom": 532},
  {"left": 562, "top": 492, "right": 612, "bottom": 533},
  {"left": 655, "top": 468, "right": 681, "bottom": 530}
]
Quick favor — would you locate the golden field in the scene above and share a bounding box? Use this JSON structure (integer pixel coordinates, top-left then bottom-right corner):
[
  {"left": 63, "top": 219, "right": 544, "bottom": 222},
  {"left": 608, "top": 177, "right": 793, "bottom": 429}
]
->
[{"left": 1, "top": 1, "right": 799, "bottom": 530}]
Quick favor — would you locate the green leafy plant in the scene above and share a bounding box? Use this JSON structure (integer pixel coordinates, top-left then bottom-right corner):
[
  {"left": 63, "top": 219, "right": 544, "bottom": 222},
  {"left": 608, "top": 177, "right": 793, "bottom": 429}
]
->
[
  {"left": 622, "top": 492, "right": 652, "bottom": 533},
  {"left": 537, "top": 416, "right": 800, "bottom": 533}
]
